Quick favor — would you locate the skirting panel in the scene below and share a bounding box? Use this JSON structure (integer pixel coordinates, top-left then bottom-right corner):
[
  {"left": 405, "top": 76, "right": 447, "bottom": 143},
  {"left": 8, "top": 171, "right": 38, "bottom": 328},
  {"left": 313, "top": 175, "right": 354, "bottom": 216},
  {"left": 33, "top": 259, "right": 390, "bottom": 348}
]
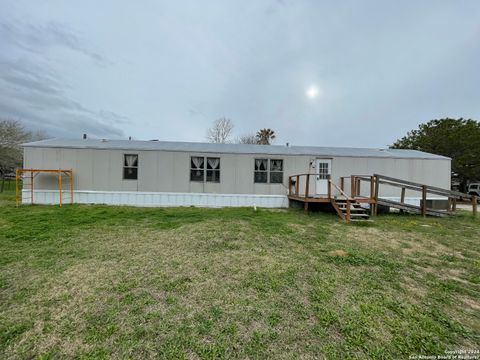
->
[{"left": 22, "top": 190, "right": 289, "bottom": 208}]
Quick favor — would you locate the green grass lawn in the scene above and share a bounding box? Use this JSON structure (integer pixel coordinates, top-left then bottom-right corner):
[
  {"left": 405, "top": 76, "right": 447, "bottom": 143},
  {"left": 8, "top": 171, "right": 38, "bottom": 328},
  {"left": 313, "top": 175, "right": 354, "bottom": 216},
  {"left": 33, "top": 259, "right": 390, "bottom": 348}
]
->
[{"left": 0, "top": 190, "right": 479, "bottom": 359}]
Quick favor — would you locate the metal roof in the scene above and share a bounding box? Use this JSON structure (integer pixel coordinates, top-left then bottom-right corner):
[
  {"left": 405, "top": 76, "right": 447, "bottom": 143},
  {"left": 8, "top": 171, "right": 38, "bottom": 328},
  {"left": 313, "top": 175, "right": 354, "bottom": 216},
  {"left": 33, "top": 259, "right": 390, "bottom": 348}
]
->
[{"left": 22, "top": 138, "right": 450, "bottom": 160}]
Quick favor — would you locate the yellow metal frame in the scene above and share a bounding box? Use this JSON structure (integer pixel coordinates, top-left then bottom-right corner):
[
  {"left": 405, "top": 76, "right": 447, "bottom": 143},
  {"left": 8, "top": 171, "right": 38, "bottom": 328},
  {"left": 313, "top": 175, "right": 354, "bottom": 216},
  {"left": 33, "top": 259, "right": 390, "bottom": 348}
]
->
[{"left": 15, "top": 169, "right": 74, "bottom": 207}]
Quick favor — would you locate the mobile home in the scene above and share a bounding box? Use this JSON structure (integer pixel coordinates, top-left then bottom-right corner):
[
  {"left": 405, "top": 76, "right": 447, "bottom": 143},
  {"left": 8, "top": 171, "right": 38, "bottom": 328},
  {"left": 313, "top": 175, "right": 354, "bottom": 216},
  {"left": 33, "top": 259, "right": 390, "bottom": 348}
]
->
[{"left": 21, "top": 138, "right": 451, "bottom": 208}]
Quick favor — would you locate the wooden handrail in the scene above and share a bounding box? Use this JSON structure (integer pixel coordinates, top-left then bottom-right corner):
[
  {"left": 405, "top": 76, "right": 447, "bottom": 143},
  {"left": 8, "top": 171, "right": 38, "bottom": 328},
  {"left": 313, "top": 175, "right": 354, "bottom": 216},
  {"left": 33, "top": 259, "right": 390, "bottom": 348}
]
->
[
  {"left": 355, "top": 174, "right": 472, "bottom": 200},
  {"left": 329, "top": 179, "right": 351, "bottom": 199},
  {"left": 373, "top": 174, "right": 473, "bottom": 199}
]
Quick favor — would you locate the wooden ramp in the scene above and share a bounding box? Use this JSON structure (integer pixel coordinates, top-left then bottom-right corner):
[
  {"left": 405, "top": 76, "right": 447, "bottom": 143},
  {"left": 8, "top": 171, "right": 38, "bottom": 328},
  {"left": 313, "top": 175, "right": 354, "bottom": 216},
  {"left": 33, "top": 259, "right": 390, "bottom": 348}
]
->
[
  {"left": 288, "top": 173, "right": 477, "bottom": 222},
  {"left": 366, "top": 174, "right": 477, "bottom": 218},
  {"left": 376, "top": 198, "right": 450, "bottom": 217}
]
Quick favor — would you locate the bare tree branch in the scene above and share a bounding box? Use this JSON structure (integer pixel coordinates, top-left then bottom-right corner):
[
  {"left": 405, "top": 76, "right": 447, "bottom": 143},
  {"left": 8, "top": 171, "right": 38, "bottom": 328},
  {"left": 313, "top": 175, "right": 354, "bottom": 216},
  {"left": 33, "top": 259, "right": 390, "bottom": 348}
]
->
[
  {"left": 236, "top": 134, "right": 258, "bottom": 144},
  {"left": 0, "top": 119, "right": 48, "bottom": 176},
  {"left": 206, "top": 117, "right": 234, "bottom": 143}
]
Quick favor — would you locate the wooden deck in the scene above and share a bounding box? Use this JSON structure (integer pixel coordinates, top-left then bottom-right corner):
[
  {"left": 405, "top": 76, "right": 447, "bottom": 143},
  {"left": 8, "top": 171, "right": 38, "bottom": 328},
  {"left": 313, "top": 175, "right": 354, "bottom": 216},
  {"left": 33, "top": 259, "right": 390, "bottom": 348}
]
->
[{"left": 288, "top": 173, "right": 477, "bottom": 222}]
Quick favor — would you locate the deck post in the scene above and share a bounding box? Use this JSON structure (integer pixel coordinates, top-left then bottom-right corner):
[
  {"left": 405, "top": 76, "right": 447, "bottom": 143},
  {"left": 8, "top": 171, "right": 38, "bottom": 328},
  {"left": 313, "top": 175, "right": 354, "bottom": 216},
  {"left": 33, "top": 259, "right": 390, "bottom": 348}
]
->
[
  {"left": 59, "top": 173, "right": 62, "bottom": 207},
  {"left": 373, "top": 175, "right": 380, "bottom": 216},
  {"left": 400, "top": 187, "right": 406, "bottom": 214},
  {"left": 70, "top": 170, "right": 74, "bottom": 205},
  {"left": 340, "top": 177, "right": 344, "bottom": 192},
  {"left": 304, "top": 201, "right": 309, "bottom": 214},
  {"left": 30, "top": 170, "right": 34, "bottom": 205},
  {"left": 350, "top": 175, "right": 355, "bottom": 198},
  {"left": 305, "top": 174, "right": 310, "bottom": 198},
  {"left": 346, "top": 199, "right": 351, "bottom": 223},
  {"left": 356, "top": 178, "right": 361, "bottom": 197},
  {"left": 327, "top": 175, "right": 332, "bottom": 199},
  {"left": 296, "top": 175, "right": 299, "bottom": 195},
  {"left": 472, "top": 195, "right": 477, "bottom": 216},
  {"left": 421, "top": 185, "right": 427, "bottom": 217},
  {"left": 369, "top": 176, "right": 375, "bottom": 216},
  {"left": 15, "top": 169, "right": 20, "bottom": 207},
  {"left": 452, "top": 197, "right": 457, "bottom": 212}
]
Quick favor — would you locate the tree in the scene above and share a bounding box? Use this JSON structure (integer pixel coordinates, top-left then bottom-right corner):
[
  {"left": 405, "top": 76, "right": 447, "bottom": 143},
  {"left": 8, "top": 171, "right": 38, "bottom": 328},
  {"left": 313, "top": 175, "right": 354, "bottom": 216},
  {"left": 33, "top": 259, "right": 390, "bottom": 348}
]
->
[
  {"left": 256, "top": 128, "right": 276, "bottom": 145},
  {"left": 390, "top": 118, "right": 480, "bottom": 189},
  {"left": 237, "top": 134, "right": 258, "bottom": 144},
  {"left": 0, "top": 120, "right": 47, "bottom": 178},
  {"left": 206, "top": 117, "right": 234, "bottom": 143}
]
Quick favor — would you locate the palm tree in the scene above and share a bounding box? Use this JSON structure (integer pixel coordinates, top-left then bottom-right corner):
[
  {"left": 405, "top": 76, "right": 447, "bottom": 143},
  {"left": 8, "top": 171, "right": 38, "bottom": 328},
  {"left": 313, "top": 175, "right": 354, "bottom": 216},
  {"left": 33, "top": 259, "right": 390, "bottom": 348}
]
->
[{"left": 256, "top": 128, "right": 276, "bottom": 145}]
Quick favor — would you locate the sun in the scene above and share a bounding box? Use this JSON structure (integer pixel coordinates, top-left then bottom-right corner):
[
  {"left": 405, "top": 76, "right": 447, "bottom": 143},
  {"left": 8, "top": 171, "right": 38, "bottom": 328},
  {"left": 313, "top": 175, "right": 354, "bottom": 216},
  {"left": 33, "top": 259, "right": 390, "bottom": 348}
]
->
[{"left": 306, "top": 85, "right": 319, "bottom": 99}]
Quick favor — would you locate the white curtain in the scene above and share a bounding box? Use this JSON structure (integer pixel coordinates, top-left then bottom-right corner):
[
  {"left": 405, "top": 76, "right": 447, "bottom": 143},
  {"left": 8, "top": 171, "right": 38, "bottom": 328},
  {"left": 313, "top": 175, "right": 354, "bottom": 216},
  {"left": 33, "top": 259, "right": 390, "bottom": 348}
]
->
[
  {"left": 207, "top": 158, "right": 220, "bottom": 169},
  {"left": 255, "top": 159, "right": 266, "bottom": 171},
  {"left": 125, "top": 155, "right": 137, "bottom": 167},
  {"left": 271, "top": 160, "right": 282, "bottom": 171},
  {"left": 192, "top": 157, "right": 204, "bottom": 169}
]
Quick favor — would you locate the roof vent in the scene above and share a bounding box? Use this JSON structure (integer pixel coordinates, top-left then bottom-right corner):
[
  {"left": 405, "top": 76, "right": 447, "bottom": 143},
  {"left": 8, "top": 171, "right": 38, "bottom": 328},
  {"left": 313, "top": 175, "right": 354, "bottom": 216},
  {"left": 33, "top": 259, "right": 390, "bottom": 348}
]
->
[
  {"left": 83, "top": 133, "right": 87, "bottom": 139},
  {"left": 101, "top": 139, "right": 108, "bottom": 142},
  {"left": 286, "top": 142, "right": 289, "bottom": 147}
]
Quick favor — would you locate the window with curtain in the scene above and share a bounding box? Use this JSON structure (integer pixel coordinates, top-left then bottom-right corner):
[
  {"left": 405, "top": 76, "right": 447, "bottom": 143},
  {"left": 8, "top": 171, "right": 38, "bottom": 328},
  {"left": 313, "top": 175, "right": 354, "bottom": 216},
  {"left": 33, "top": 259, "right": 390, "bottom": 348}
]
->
[
  {"left": 123, "top": 154, "right": 138, "bottom": 180},
  {"left": 269, "top": 159, "right": 283, "bottom": 183},
  {"left": 206, "top": 157, "right": 220, "bottom": 182},
  {"left": 254, "top": 159, "right": 268, "bottom": 183},
  {"left": 190, "top": 156, "right": 205, "bottom": 181},
  {"left": 254, "top": 159, "right": 283, "bottom": 184}
]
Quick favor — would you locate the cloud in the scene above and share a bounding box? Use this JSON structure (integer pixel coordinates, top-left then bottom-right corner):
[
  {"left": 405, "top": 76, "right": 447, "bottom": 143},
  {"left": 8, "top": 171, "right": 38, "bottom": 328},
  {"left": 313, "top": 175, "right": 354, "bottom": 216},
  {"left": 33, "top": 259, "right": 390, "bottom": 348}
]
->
[
  {"left": 0, "top": 18, "right": 128, "bottom": 138},
  {"left": 0, "top": 2, "right": 479, "bottom": 145},
  {"left": 0, "top": 20, "right": 110, "bottom": 66},
  {"left": 0, "top": 59, "right": 127, "bottom": 138}
]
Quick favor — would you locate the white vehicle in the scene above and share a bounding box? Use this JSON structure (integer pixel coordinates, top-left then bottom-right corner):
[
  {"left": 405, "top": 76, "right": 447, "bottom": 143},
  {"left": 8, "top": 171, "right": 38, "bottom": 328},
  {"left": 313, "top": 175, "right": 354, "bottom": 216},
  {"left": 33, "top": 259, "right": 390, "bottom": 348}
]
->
[{"left": 467, "top": 183, "right": 480, "bottom": 197}]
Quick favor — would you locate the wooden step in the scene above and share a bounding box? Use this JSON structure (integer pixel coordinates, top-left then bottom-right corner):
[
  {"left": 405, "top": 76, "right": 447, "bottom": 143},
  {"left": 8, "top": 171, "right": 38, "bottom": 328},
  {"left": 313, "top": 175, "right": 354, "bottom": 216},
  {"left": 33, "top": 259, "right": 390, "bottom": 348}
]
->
[
  {"left": 340, "top": 207, "right": 365, "bottom": 212},
  {"left": 348, "top": 213, "right": 369, "bottom": 218},
  {"left": 331, "top": 199, "right": 370, "bottom": 222}
]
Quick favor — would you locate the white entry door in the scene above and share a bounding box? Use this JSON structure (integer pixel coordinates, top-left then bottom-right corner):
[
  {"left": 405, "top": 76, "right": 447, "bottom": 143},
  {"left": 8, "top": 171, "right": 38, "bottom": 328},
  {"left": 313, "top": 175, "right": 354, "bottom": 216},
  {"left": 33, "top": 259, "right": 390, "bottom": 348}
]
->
[{"left": 315, "top": 159, "right": 332, "bottom": 195}]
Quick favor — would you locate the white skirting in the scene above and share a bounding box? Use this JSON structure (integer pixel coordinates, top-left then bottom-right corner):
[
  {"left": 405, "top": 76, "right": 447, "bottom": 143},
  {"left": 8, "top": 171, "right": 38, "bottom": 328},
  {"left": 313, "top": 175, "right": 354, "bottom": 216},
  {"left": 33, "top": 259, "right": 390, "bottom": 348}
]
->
[{"left": 22, "top": 190, "right": 289, "bottom": 208}]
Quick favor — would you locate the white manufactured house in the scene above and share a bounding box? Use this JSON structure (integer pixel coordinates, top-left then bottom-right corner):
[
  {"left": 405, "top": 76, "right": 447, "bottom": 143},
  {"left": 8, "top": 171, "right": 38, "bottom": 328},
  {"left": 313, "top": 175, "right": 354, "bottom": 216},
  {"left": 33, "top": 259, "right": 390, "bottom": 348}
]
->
[{"left": 21, "top": 138, "right": 451, "bottom": 208}]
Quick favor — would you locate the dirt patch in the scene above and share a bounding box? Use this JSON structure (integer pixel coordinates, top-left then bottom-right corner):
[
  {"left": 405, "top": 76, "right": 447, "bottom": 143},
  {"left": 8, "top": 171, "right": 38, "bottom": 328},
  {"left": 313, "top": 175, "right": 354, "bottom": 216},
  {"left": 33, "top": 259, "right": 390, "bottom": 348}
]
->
[
  {"left": 460, "top": 296, "right": 480, "bottom": 311},
  {"left": 327, "top": 250, "right": 348, "bottom": 257}
]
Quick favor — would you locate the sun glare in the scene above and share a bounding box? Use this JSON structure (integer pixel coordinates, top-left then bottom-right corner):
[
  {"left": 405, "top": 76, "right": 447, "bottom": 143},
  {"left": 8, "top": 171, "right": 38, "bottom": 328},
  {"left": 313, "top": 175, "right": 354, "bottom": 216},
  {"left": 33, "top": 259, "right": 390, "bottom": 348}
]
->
[{"left": 306, "top": 85, "right": 319, "bottom": 99}]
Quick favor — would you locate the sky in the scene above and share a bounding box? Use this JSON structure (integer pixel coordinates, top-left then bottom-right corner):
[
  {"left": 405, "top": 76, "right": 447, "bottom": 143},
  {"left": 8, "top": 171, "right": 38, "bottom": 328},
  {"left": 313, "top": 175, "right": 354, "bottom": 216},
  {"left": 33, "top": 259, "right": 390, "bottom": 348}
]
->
[{"left": 0, "top": 0, "right": 479, "bottom": 147}]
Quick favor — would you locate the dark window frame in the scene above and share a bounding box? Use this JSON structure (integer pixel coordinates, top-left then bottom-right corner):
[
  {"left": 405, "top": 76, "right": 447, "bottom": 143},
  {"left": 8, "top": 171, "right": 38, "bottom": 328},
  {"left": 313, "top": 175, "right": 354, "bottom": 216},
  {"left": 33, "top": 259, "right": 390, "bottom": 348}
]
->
[
  {"left": 269, "top": 159, "right": 284, "bottom": 184},
  {"left": 254, "top": 158, "right": 268, "bottom": 183},
  {"left": 190, "top": 156, "right": 205, "bottom": 182},
  {"left": 206, "top": 157, "right": 221, "bottom": 183},
  {"left": 123, "top": 154, "right": 139, "bottom": 180},
  {"left": 190, "top": 156, "right": 221, "bottom": 183},
  {"left": 254, "top": 158, "right": 283, "bottom": 184}
]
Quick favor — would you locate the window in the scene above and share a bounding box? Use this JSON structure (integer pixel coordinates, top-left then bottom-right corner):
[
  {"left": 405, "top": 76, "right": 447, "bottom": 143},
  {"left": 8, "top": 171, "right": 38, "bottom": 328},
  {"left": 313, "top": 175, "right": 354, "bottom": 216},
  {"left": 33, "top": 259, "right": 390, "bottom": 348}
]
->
[
  {"left": 317, "top": 161, "right": 329, "bottom": 179},
  {"left": 206, "top": 157, "right": 220, "bottom": 182},
  {"left": 254, "top": 159, "right": 283, "bottom": 184},
  {"left": 254, "top": 159, "right": 268, "bottom": 183},
  {"left": 123, "top": 154, "right": 138, "bottom": 180},
  {"left": 190, "top": 156, "right": 204, "bottom": 182},
  {"left": 270, "top": 159, "right": 283, "bottom": 183},
  {"left": 190, "top": 156, "right": 220, "bottom": 182}
]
